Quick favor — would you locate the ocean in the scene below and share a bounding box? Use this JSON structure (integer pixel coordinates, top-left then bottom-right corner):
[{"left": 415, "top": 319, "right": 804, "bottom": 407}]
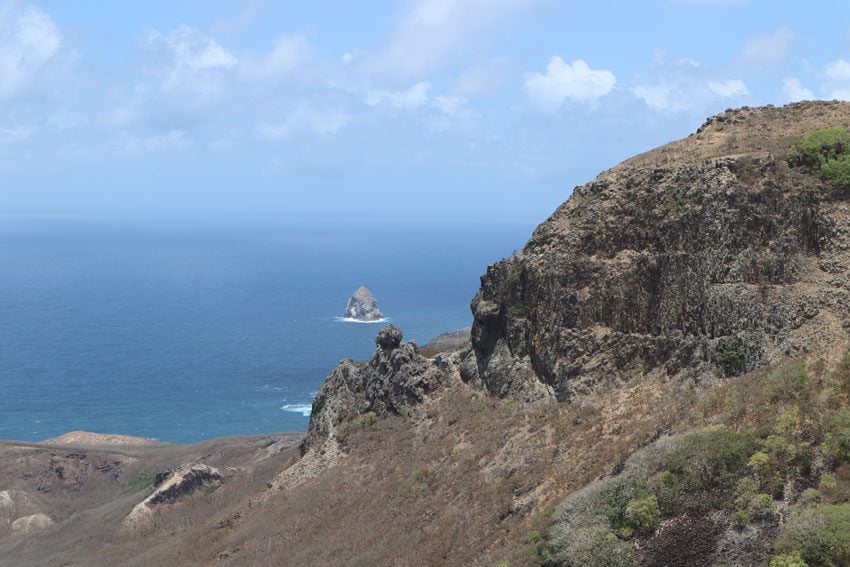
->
[{"left": 0, "top": 217, "right": 534, "bottom": 443}]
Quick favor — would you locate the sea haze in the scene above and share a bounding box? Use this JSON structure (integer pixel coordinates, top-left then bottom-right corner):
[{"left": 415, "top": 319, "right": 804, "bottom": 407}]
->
[{"left": 0, "top": 217, "right": 533, "bottom": 443}]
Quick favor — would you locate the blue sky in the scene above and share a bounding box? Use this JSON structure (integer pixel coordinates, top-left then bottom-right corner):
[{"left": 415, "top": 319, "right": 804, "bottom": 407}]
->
[{"left": 2, "top": 0, "right": 850, "bottom": 222}]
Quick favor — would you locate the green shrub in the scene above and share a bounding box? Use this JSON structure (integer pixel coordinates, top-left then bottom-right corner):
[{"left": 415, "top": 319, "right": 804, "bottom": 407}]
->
[
  {"left": 823, "top": 409, "right": 850, "bottom": 463},
  {"left": 790, "top": 127, "right": 850, "bottom": 168},
  {"left": 821, "top": 154, "right": 850, "bottom": 191},
  {"left": 666, "top": 429, "right": 757, "bottom": 496},
  {"left": 733, "top": 492, "right": 774, "bottom": 526},
  {"left": 770, "top": 362, "right": 810, "bottom": 402},
  {"left": 775, "top": 504, "right": 850, "bottom": 567},
  {"left": 624, "top": 494, "right": 659, "bottom": 535},
  {"left": 647, "top": 470, "right": 684, "bottom": 516},
  {"left": 717, "top": 338, "right": 747, "bottom": 376},
  {"left": 124, "top": 468, "right": 157, "bottom": 494},
  {"left": 544, "top": 524, "right": 634, "bottom": 567},
  {"left": 597, "top": 477, "right": 648, "bottom": 538},
  {"left": 800, "top": 488, "right": 822, "bottom": 506},
  {"left": 769, "top": 552, "right": 808, "bottom": 567},
  {"left": 789, "top": 127, "right": 850, "bottom": 192}
]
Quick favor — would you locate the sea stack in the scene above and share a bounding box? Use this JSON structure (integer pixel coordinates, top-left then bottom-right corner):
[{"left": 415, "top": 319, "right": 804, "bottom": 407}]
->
[{"left": 344, "top": 286, "right": 384, "bottom": 321}]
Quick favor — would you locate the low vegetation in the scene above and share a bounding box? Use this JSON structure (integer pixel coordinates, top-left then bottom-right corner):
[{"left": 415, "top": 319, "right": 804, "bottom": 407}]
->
[
  {"left": 539, "top": 356, "right": 850, "bottom": 566},
  {"left": 789, "top": 127, "right": 850, "bottom": 192}
]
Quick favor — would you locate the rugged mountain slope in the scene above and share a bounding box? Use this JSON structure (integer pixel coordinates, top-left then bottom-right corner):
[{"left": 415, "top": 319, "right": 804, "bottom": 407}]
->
[
  {"left": 468, "top": 102, "right": 850, "bottom": 402},
  {"left": 4, "top": 102, "right": 850, "bottom": 566}
]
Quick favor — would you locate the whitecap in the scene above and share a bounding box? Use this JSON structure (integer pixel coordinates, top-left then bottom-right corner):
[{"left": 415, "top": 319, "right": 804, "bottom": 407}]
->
[
  {"left": 281, "top": 404, "right": 312, "bottom": 417},
  {"left": 333, "top": 316, "right": 390, "bottom": 324}
]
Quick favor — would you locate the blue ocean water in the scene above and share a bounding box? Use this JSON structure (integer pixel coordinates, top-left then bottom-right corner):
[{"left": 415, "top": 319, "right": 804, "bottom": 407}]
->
[{"left": 0, "top": 217, "right": 533, "bottom": 443}]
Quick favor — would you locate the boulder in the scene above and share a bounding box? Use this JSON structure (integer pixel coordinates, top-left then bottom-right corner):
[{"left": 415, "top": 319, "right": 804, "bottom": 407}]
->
[{"left": 10, "top": 513, "right": 54, "bottom": 534}]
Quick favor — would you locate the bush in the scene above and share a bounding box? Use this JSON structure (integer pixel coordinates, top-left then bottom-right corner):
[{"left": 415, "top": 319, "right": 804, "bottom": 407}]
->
[
  {"left": 775, "top": 504, "right": 850, "bottom": 567},
  {"left": 665, "top": 429, "right": 757, "bottom": 496},
  {"left": 769, "top": 362, "right": 810, "bottom": 402},
  {"left": 647, "top": 470, "right": 684, "bottom": 516},
  {"left": 717, "top": 338, "right": 747, "bottom": 376},
  {"left": 790, "top": 127, "right": 850, "bottom": 168},
  {"left": 769, "top": 552, "right": 808, "bottom": 567},
  {"left": 544, "top": 524, "right": 634, "bottom": 567},
  {"left": 789, "top": 127, "right": 850, "bottom": 192},
  {"left": 823, "top": 409, "right": 850, "bottom": 463},
  {"left": 624, "top": 494, "right": 659, "bottom": 535}
]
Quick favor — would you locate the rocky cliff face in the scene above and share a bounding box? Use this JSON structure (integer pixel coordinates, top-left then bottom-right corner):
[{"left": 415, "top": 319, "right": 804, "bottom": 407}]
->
[
  {"left": 344, "top": 286, "right": 384, "bottom": 321},
  {"left": 468, "top": 102, "right": 850, "bottom": 402},
  {"left": 304, "top": 325, "right": 449, "bottom": 448}
]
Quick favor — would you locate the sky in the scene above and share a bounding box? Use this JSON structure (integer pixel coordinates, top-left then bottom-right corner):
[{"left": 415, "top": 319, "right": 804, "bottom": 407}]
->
[{"left": 2, "top": 0, "right": 850, "bottom": 222}]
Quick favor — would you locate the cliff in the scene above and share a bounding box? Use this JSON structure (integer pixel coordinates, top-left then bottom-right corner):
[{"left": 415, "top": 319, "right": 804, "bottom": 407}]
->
[{"left": 468, "top": 102, "right": 850, "bottom": 402}]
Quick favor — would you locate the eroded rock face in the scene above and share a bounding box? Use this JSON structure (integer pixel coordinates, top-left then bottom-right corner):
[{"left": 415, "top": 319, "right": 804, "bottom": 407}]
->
[
  {"left": 304, "top": 325, "right": 448, "bottom": 448},
  {"left": 124, "top": 463, "right": 222, "bottom": 525},
  {"left": 344, "top": 286, "right": 384, "bottom": 321},
  {"left": 468, "top": 103, "right": 850, "bottom": 401}
]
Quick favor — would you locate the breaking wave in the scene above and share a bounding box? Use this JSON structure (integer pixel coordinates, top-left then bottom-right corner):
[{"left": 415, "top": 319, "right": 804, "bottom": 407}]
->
[
  {"left": 281, "top": 404, "right": 312, "bottom": 417},
  {"left": 333, "top": 316, "right": 389, "bottom": 324}
]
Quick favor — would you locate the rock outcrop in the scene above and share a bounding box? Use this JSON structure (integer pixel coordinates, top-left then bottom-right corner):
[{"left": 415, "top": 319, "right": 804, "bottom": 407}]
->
[
  {"left": 466, "top": 102, "right": 850, "bottom": 402},
  {"left": 344, "top": 286, "right": 384, "bottom": 321},
  {"left": 10, "top": 513, "right": 53, "bottom": 534},
  {"left": 124, "top": 463, "right": 222, "bottom": 526},
  {"left": 304, "top": 324, "right": 449, "bottom": 448}
]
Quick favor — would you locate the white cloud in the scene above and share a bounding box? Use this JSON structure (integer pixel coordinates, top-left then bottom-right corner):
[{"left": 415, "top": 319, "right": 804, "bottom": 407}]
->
[
  {"left": 145, "top": 25, "right": 237, "bottom": 93},
  {"left": 737, "top": 27, "right": 795, "bottom": 68},
  {"left": 631, "top": 83, "right": 675, "bottom": 112},
  {"left": 342, "top": 49, "right": 365, "bottom": 64},
  {"left": 782, "top": 77, "right": 814, "bottom": 102},
  {"left": 524, "top": 57, "right": 615, "bottom": 111},
  {"left": 0, "top": 3, "right": 63, "bottom": 100},
  {"left": 631, "top": 52, "right": 750, "bottom": 113},
  {"left": 433, "top": 95, "right": 467, "bottom": 115},
  {"left": 365, "top": 82, "right": 431, "bottom": 109},
  {"left": 821, "top": 59, "right": 850, "bottom": 100},
  {"left": 824, "top": 59, "right": 850, "bottom": 81},
  {"left": 366, "top": 0, "right": 538, "bottom": 80},
  {"left": 238, "top": 34, "right": 311, "bottom": 81},
  {"left": 706, "top": 79, "right": 749, "bottom": 97},
  {"left": 255, "top": 104, "right": 350, "bottom": 140}
]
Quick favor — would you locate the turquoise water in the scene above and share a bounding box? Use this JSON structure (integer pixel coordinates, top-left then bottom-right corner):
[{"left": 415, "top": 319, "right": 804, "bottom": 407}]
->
[{"left": 0, "top": 217, "right": 532, "bottom": 443}]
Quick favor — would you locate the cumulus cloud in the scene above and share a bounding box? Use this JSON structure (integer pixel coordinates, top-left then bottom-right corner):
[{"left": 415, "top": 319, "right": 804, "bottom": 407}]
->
[
  {"left": 821, "top": 59, "right": 850, "bottom": 100},
  {"left": 255, "top": 104, "right": 350, "bottom": 140},
  {"left": 365, "top": 82, "right": 431, "bottom": 109},
  {"left": 0, "top": 3, "right": 64, "bottom": 100},
  {"left": 524, "top": 57, "right": 615, "bottom": 111},
  {"left": 366, "top": 0, "right": 538, "bottom": 80},
  {"left": 630, "top": 53, "right": 749, "bottom": 112},
  {"left": 782, "top": 77, "right": 814, "bottom": 102},
  {"left": 706, "top": 79, "right": 749, "bottom": 97}
]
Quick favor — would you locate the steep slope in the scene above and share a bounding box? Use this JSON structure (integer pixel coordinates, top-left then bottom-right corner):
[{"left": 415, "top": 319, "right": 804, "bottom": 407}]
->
[{"left": 468, "top": 101, "right": 850, "bottom": 401}]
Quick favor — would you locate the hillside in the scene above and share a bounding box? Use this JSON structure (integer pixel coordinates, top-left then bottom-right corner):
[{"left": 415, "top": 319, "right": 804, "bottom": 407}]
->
[{"left": 4, "top": 101, "right": 850, "bottom": 566}]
